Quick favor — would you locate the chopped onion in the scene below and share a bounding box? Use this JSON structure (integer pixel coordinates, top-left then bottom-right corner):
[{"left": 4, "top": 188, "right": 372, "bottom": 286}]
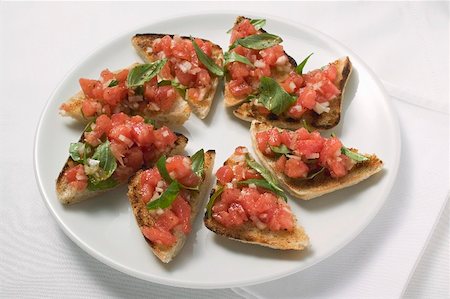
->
[
  {"left": 275, "top": 55, "right": 288, "bottom": 65},
  {"left": 254, "top": 60, "right": 266, "bottom": 68},
  {"left": 313, "top": 102, "right": 331, "bottom": 114}
]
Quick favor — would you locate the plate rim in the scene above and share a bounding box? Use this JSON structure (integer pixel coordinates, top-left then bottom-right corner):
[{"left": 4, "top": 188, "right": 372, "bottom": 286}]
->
[{"left": 34, "top": 10, "right": 401, "bottom": 289}]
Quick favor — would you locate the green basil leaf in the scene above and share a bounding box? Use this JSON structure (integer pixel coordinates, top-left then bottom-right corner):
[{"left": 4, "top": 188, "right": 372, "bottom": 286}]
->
[
  {"left": 69, "top": 142, "right": 85, "bottom": 162},
  {"left": 258, "top": 76, "right": 296, "bottom": 115},
  {"left": 224, "top": 51, "right": 253, "bottom": 67},
  {"left": 237, "top": 33, "right": 282, "bottom": 50},
  {"left": 206, "top": 186, "right": 224, "bottom": 218},
  {"left": 156, "top": 155, "right": 173, "bottom": 183},
  {"left": 158, "top": 80, "right": 187, "bottom": 98},
  {"left": 245, "top": 154, "right": 284, "bottom": 194},
  {"left": 190, "top": 149, "right": 205, "bottom": 177},
  {"left": 238, "top": 179, "right": 287, "bottom": 202},
  {"left": 295, "top": 53, "right": 313, "bottom": 75},
  {"left": 250, "top": 19, "right": 266, "bottom": 30},
  {"left": 87, "top": 176, "right": 118, "bottom": 191},
  {"left": 341, "top": 147, "right": 369, "bottom": 162},
  {"left": 306, "top": 167, "right": 324, "bottom": 179},
  {"left": 144, "top": 118, "right": 156, "bottom": 126},
  {"left": 147, "top": 181, "right": 181, "bottom": 210},
  {"left": 90, "top": 140, "right": 117, "bottom": 182},
  {"left": 226, "top": 18, "right": 266, "bottom": 33},
  {"left": 126, "top": 60, "right": 167, "bottom": 88},
  {"left": 302, "top": 119, "right": 314, "bottom": 133},
  {"left": 270, "top": 144, "right": 291, "bottom": 155},
  {"left": 108, "top": 79, "right": 119, "bottom": 87},
  {"left": 191, "top": 38, "right": 224, "bottom": 77}
]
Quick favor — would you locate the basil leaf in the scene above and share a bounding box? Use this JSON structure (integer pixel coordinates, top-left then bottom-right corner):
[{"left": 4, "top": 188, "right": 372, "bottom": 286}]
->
[
  {"left": 144, "top": 118, "right": 156, "bottom": 126},
  {"left": 147, "top": 181, "right": 181, "bottom": 210},
  {"left": 206, "top": 186, "right": 224, "bottom": 218},
  {"left": 158, "top": 80, "right": 187, "bottom": 98},
  {"left": 191, "top": 38, "right": 224, "bottom": 77},
  {"left": 295, "top": 53, "right": 313, "bottom": 75},
  {"left": 258, "top": 76, "right": 296, "bottom": 115},
  {"left": 306, "top": 167, "right": 324, "bottom": 179},
  {"left": 250, "top": 19, "right": 266, "bottom": 30},
  {"left": 341, "top": 147, "right": 368, "bottom": 162},
  {"left": 238, "top": 179, "right": 287, "bottom": 202},
  {"left": 270, "top": 144, "right": 291, "bottom": 155},
  {"left": 90, "top": 140, "right": 117, "bottom": 182},
  {"left": 237, "top": 33, "right": 282, "bottom": 50},
  {"left": 224, "top": 51, "right": 253, "bottom": 67},
  {"left": 226, "top": 18, "right": 266, "bottom": 33},
  {"left": 190, "top": 149, "right": 205, "bottom": 177},
  {"left": 108, "top": 79, "right": 119, "bottom": 87},
  {"left": 126, "top": 60, "right": 167, "bottom": 88},
  {"left": 87, "top": 176, "right": 118, "bottom": 191},
  {"left": 245, "top": 155, "right": 284, "bottom": 194},
  {"left": 69, "top": 142, "right": 85, "bottom": 162},
  {"left": 156, "top": 155, "right": 173, "bottom": 183},
  {"left": 302, "top": 119, "right": 314, "bottom": 133}
]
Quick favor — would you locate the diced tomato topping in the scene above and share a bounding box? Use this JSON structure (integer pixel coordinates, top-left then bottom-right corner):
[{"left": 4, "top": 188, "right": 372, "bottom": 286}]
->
[
  {"left": 284, "top": 158, "right": 309, "bottom": 178},
  {"left": 275, "top": 155, "right": 287, "bottom": 172},
  {"left": 64, "top": 164, "right": 88, "bottom": 191},
  {"left": 131, "top": 122, "right": 154, "bottom": 147},
  {"left": 100, "top": 69, "right": 114, "bottom": 82},
  {"left": 166, "top": 155, "right": 200, "bottom": 187},
  {"left": 228, "top": 79, "right": 253, "bottom": 98},
  {"left": 171, "top": 196, "right": 192, "bottom": 234},
  {"left": 260, "top": 45, "right": 285, "bottom": 66},
  {"left": 79, "top": 78, "right": 102, "bottom": 99},
  {"left": 216, "top": 165, "right": 234, "bottom": 184},
  {"left": 230, "top": 19, "right": 257, "bottom": 44},
  {"left": 123, "top": 147, "right": 144, "bottom": 171},
  {"left": 103, "top": 86, "right": 127, "bottom": 106},
  {"left": 141, "top": 226, "right": 177, "bottom": 246},
  {"left": 81, "top": 100, "right": 101, "bottom": 118},
  {"left": 153, "top": 126, "right": 177, "bottom": 151}
]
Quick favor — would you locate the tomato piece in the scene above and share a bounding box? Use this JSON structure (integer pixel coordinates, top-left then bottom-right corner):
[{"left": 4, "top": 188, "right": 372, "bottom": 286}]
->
[
  {"left": 284, "top": 158, "right": 309, "bottom": 178},
  {"left": 94, "top": 114, "right": 113, "bottom": 135},
  {"left": 228, "top": 79, "right": 253, "bottom": 98},
  {"left": 103, "top": 86, "right": 127, "bottom": 106},
  {"left": 268, "top": 128, "right": 281, "bottom": 147},
  {"left": 123, "top": 147, "right": 144, "bottom": 171},
  {"left": 171, "top": 196, "right": 192, "bottom": 234},
  {"left": 228, "top": 62, "right": 251, "bottom": 80},
  {"left": 256, "top": 131, "right": 270, "bottom": 154},
  {"left": 79, "top": 78, "right": 102, "bottom": 99},
  {"left": 81, "top": 100, "right": 100, "bottom": 117},
  {"left": 166, "top": 156, "right": 193, "bottom": 180},
  {"left": 115, "top": 69, "right": 129, "bottom": 83},
  {"left": 131, "top": 122, "right": 154, "bottom": 147},
  {"left": 141, "top": 226, "right": 176, "bottom": 246},
  {"left": 216, "top": 166, "right": 234, "bottom": 184},
  {"left": 299, "top": 88, "right": 317, "bottom": 110},
  {"left": 275, "top": 155, "right": 287, "bottom": 172}
]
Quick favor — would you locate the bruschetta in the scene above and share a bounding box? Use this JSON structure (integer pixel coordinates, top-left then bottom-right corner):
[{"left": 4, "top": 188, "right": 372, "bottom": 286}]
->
[
  {"left": 250, "top": 121, "right": 383, "bottom": 200},
  {"left": 224, "top": 16, "right": 296, "bottom": 107},
  {"left": 128, "top": 149, "right": 215, "bottom": 263},
  {"left": 59, "top": 62, "right": 191, "bottom": 126},
  {"left": 204, "top": 146, "right": 309, "bottom": 250},
  {"left": 132, "top": 34, "right": 224, "bottom": 119},
  {"left": 56, "top": 113, "right": 188, "bottom": 205}
]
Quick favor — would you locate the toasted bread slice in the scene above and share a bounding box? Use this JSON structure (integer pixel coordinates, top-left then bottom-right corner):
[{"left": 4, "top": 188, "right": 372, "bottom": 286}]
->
[
  {"left": 224, "top": 16, "right": 297, "bottom": 108},
  {"left": 203, "top": 147, "right": 309, "bottom": 250},
  {"left": 132, "top": 34, "right": 224, "bottom": 119},
  {"left": 234, "top": 57, "right": 352, "bottom": 130},
  {"left": 127, "top": 150, "right": 216, "bottom": 263},
  {"left": 56, "top": 133, "right": 188, "bottom": 205},
  {"left": 250, "top": 121, "right": 383, "bottom": 200},
  {"left": 59, "top": 63, "right": 191, "bottom": 126}
]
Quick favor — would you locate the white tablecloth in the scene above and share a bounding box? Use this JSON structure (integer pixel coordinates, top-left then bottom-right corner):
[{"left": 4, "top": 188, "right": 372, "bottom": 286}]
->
[{"left": 1, "top": 2, "right": 448, "bottom": 298}]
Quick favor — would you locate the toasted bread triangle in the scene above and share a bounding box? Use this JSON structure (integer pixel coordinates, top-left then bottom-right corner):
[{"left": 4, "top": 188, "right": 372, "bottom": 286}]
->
[
  {"left": 132, "top": 34, "right": 224, "bottom": 119},
  {"left": 203, "top": 148, "right": 309, "bottom": 250},
  {"left": 127, "top": 150, "right": 216, "bottom": 263},
  {"left": 250, "top": 121, "right": 383, "bottom": 200},
  {"left": 56, "top": 134, "right": 188, "bottom": 205},
  {"left": 59, "top": 63, "right": 191, "bottom": 126},
  {"left": 224, "top": 16, "right": 297, "bottom": 108},
  {"left": 234, "top": 57, "right": 352, "bottom": 130}
]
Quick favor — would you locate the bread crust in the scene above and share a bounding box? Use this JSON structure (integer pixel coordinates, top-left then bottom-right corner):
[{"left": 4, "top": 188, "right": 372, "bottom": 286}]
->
[
  {"left": 250, "top": 121, "right": 383, "bottom": 200},
  {"left": 59, "top": 63, "right": 191, "bottom": 126},
  {"left": 233, "top": 57, "right": 352, "bottom": 130},
  {"left": 56, "top": 134, "right": 188, "bottom": 205},
  {"left": 224, "top": 16, "right": 297, "bottom": 108},
  {"left": 127, "top": 150, "right": 216, "bottom": 263},
  {"left": 203, "top": 148, "right": 309, "bottom": 250},
  {"left": 131, "top": 34, "right": 224, "bottom": 119}
]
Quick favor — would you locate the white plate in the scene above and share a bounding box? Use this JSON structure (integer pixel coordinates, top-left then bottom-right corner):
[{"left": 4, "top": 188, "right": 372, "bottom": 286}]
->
[{"left": 34, "top": 13, "right": 400, "bottom": 289}]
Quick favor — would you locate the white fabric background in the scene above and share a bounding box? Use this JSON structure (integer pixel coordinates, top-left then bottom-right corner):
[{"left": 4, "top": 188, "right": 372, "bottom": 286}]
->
[{"left": 1, "top": 2, "right": 448, "bottom": 298}]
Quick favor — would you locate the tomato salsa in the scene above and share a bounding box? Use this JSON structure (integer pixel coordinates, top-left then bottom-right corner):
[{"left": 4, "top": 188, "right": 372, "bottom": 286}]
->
[
  {"left": 139, "top": 155, "right": 200, "bottom": 246},
  {"left": 63, "top": 113, "right": 178, "bottom": 191},
  {"left": 256, "top": 127, "right": 356, "bottom": 179},
  {"left": 212, "top": 147, "right": 295, "bottom": 232},
  {"left": 151, "top": 35, "right": 218, "bottom": 102}
]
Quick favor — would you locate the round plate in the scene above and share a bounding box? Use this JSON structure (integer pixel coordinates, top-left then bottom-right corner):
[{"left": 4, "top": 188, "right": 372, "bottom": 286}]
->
[{"left": 34, "top": 13, "right": 400, "bottom": 289}]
